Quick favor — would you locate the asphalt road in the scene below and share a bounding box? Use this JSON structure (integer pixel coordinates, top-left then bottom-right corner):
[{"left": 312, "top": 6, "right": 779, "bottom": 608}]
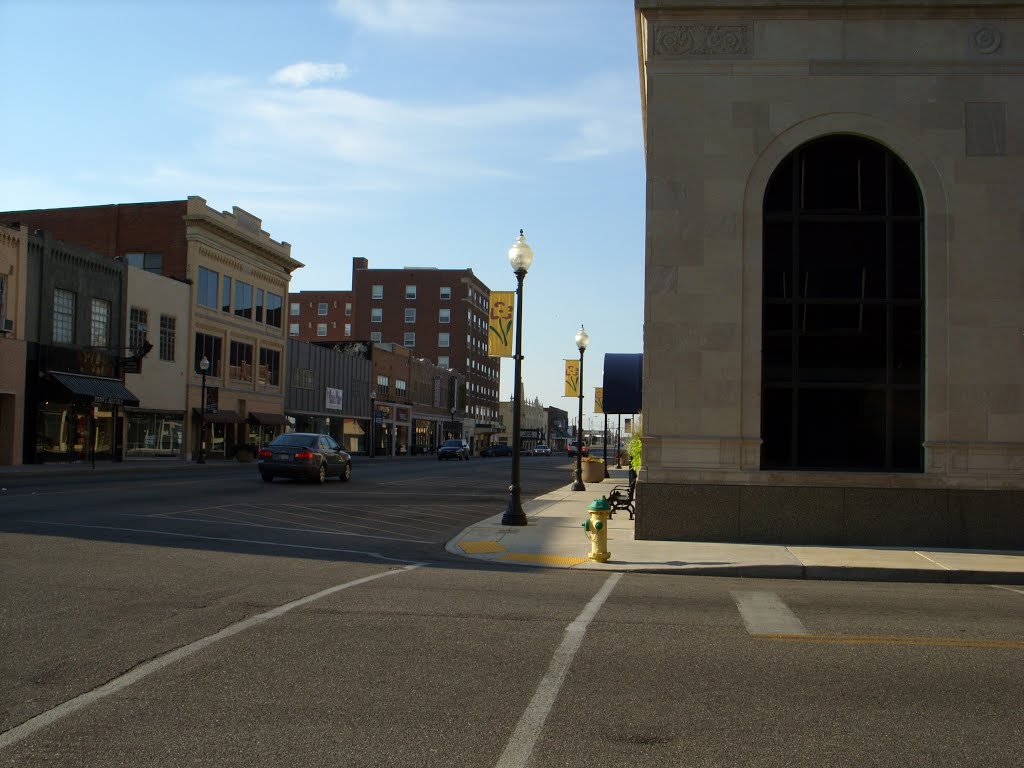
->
[{"left": 1, "top": 458, "right": 1022, "bottom": 767}]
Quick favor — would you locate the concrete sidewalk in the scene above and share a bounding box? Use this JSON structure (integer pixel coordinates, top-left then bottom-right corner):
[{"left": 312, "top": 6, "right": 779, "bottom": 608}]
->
[{"left": 446, "top": 468, "right": 1024, "bottom": 584}]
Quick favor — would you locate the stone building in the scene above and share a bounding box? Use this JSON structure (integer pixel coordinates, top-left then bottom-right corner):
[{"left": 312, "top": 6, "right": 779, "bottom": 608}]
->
[{"left": 634, "top": 1, "right": 1023, "bottom": 547}]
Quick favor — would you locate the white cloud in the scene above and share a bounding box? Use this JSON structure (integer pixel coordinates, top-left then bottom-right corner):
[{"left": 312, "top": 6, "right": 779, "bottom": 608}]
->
[{"left": 270, "top": 62, "right": 350, "bottom": 88}]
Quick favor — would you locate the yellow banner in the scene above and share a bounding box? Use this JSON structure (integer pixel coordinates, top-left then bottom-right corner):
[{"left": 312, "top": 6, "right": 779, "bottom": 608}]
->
[
  {"left": 594, "top": 387, "right": 603, "bottom": 414},
  {"left": 488, "top": 291, "right": 514, "bottom": 357},
  {"left": 564, "top": 359, "right": 580, "bottom": 397}
]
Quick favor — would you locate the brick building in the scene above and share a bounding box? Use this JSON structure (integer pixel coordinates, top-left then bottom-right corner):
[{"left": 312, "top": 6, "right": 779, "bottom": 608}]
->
[
  {"left": 0, "top": 197, "right": 303, "bottom": 460},
  {"left": 346, "top": 257, "right": 501, "bottom": 454},
  {"left": 288, "top": 290, "right": 354, "bottom": 343}
]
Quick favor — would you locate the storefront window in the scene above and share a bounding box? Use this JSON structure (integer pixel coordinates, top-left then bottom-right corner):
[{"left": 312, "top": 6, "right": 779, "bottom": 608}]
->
[{"left": 126, "top": 412, "right": 183, "bottom": 457}]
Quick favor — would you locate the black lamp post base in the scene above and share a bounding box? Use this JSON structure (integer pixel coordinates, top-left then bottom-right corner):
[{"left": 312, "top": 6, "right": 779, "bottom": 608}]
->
[
  {"left": 501, "top": 487, "right": 528, "bottom": 526},
  {"left": 571, "top": 478, "right": 586, "bottom": 492}
]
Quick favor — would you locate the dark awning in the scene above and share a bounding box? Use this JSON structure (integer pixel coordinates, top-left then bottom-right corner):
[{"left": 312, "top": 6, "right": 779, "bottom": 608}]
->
[
  {"left": 192, "top": 408, "right": 244, "bottom": 424},
  {"left": 50, "top": 372, "right": 140, "bottom": 407},
  {"left": 248, "top": 411, "right": 289, "bottom": 426}
]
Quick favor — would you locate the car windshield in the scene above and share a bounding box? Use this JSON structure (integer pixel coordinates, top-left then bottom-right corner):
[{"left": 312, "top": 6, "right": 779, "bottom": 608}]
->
[
  {"left": 441, "top": 440, "right": 462, "bottom": 448},
  {"left": 270, "top": 434, "right": 317, "bottom": 448}
]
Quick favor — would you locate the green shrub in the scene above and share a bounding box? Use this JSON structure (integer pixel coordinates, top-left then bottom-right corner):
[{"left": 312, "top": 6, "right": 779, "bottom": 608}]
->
[{"left": 628, "top": 436, "right": 642, "bottom": 472}]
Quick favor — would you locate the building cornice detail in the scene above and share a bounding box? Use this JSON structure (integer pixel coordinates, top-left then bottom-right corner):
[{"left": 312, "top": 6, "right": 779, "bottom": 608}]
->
[{"left": 652, "top": 22, "right": 751, "bottom": 57}]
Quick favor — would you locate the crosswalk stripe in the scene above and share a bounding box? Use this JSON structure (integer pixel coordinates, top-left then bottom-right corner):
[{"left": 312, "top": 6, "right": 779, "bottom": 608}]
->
[{"left": 732, "top": 590, "right": 808, "bottom": 635}]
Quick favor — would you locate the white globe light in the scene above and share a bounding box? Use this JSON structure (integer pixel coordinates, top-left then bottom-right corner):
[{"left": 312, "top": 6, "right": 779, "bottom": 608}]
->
[
  {"left": 508, "top": 229, "right": 534, "bottom": 273},
  {"left": 575, "top": 325, "right": 589, "bottom": 350}
]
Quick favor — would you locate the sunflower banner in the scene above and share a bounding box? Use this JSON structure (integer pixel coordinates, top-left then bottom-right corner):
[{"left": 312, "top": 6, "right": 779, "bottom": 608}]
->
[
  {"left": 564, "top": 359, "right": 580, "bottom": 397},
  {"left": 488, "top": 291, "right": 514, "bottom": 357},
  {"left": 594, "top": 387, "right": 603, "bottom": 414}
]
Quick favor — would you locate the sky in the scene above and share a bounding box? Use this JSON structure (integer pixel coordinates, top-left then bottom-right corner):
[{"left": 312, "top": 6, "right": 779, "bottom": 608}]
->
[{"left": 0, "top": 0, "right": 646, "bottom": 430}]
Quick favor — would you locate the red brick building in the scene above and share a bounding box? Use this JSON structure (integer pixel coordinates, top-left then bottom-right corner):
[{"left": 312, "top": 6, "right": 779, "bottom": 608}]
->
[
  {"left": 288, "top": 290, "right": 354, "bottom": 343},
  {"left": 347, "top": 257, "right": 500, "bottom": 453}
]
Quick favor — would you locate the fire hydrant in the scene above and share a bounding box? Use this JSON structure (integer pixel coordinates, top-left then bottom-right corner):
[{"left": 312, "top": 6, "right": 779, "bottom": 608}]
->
[{"left": 582, "top": 496, "right": 611, "bottom": 563}]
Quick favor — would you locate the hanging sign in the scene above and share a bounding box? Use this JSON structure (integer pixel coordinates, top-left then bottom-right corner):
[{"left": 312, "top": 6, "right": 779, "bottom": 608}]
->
[
  {"left": 488, "top": 291, "right": 514, "bottom": 358},
  {"left": 564, "top": 359, "right": 580, "bottom": 397},
  {"left": 594, "top": 387, "right": 603, "bottom": 414}
]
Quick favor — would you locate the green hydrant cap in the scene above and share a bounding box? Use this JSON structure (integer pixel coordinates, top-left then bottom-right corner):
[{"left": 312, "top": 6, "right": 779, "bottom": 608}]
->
[{"left": 588, "top": 496, "right": 610, "bottom": 512}]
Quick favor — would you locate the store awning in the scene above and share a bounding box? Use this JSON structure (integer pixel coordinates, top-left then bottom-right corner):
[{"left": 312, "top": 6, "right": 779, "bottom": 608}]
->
[
  {"left": 192, "top": 408, "right": 244, "bottom": 424},
  {"left": 248, "top": 411, "right": 289, "bottom": 426},
  {"left": 50, "top": 372, "right": 140, "bottom": 407}
]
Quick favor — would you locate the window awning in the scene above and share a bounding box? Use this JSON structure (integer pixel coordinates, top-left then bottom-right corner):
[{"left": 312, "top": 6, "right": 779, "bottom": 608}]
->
[
  {"left": 248, "top": 411, "right": 289, "bottom": 426},
  {"left": 50, "top": 372, "right": 140, "bottom": 407},
  {"left": 191, "top": 408, "right": 244, "bottom": 424}
]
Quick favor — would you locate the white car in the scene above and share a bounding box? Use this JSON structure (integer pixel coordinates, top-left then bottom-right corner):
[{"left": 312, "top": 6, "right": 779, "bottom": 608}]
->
[{"left": 533, "top": 444, "right": 552, "bottom": 456}]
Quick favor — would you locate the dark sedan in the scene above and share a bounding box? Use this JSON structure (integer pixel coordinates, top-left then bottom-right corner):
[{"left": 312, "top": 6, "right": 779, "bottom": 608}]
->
[
  {"left": 257, "top": 432, "right": 352, "bottom": 483},
  {"left": 480, "top": 443, "right": 513, "bottom": 457}
]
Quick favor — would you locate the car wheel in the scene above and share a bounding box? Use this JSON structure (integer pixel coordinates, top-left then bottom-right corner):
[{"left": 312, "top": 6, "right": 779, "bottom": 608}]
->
[
  {"left": 316, "top": 463, "right": 326, "bottom": 484},
  {"left": 339, "top": 462, "right": 351, "bottom": 482},
  {"left": 261, "top": 472, "right": 273, "bottom": 483}
]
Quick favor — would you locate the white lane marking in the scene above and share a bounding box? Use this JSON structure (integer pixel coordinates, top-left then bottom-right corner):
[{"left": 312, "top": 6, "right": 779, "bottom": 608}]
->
[
  {"left": 914, "top": 551, "right": 952, "bottom": 569},
  {"left": 992, "top": 585, "right": 1024, "bottom": 596},
  {"left": 14, "top": 520, "right": 420, "bottom": 564},
  {"left": 120, "top": 513, "right": 434, "bottom": 544},
  {"left": 495, "top": 572, "right": 623, "bottom": 768},
  {"left": 732, "top": 591, "right": 808, "bottom": 636},
  {"left": 0, "top": 565, "right": 421, "bottom": 751}
]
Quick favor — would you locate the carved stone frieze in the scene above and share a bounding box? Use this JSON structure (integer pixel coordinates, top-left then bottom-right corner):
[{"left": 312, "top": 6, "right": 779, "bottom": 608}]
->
[{"left": 652, "top": 22, "right": 751, "bottom": 58}]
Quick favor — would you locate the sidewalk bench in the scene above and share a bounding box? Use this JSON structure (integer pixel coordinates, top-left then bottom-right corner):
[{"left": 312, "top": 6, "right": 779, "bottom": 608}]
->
[{"left": 608, "top": 469, "right": 637, "bottom": 520}]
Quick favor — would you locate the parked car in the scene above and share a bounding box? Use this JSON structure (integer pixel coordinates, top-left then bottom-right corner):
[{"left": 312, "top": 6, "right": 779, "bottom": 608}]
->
[
  {"left": 533, "top": 443, "right": 552, "bottom": 456},
  {"left": 438, "top": 439, "right": 470, "bottom": 460},
  {"left": 566, "top": 441, "right": 589, "bottom": 457},
  {"left": 481, "top": 443, "right": 513, "bottom": 457},
  {"left": 257, "top": 432, "right": 352, "bottom": 483}
]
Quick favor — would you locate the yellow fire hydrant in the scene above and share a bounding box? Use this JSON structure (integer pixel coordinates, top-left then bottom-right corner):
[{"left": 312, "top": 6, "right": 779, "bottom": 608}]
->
[{"left": 582, "top": 496, "right": 611, "bottom": 563}]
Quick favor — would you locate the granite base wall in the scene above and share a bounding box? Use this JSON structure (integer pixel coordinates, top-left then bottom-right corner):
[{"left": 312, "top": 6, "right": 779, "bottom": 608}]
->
[{"left": 634, "top": 482, "right": 1024, "bottom": 549}]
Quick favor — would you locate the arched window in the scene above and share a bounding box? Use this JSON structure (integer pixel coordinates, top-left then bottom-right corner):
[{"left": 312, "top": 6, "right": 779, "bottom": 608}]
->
[{"left": 761, "top": 135, "right": 923, "bottom": 471}]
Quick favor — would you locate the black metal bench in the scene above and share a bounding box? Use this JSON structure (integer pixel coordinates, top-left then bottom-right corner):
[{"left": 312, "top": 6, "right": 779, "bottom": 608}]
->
[{"left": 607, "top": 469, "right": 637, "bottom": 520}]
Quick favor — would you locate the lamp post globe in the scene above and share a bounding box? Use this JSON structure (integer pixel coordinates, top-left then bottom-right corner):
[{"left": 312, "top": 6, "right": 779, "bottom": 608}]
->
[
  {"left": 197, "top": 355, "right": 210, "bottom": 464},
  {"left": 571, "top": 325, "right": 589, "bottom": 491},
  {"left": 502, "top": 229, "right": 532, "bottom": 526}
]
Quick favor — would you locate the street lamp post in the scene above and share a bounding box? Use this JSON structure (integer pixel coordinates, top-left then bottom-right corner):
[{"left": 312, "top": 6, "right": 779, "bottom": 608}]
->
[
  {"left": 451, "top": 406, "right": 457, "bottom": 439},
  {"left": 571, "top": 325, "right": 589, "bottom": 491},
  {"left": 369, "top": 390, "right": 376, "bottom": 458},
  {"left": 197, "top": 355, "right": 209, "bottom": 464},
  {"left": 501, "top": 229, "right": 533, "bottom": 526}
]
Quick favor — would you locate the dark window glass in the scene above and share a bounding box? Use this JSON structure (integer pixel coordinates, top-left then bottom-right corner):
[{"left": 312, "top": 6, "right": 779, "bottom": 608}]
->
[
  {"left": 222, "top": 276, "right": 232, "bottom": 313},
  {"left": 255, "top": 289, "right": 264, "bottom": 323},
  {"left": 892, "top": 222, "right": 923, "bottom": 299},
  {"left": 761, "top": 135, "right": 923, "bottom": 472},
  {"left": 235, "top": 282, "right": 253, "bottom": 320},
  {"left": 194, "top": 333, "right": 222, "bottom": 377},
  {"left": 197, "top": 268, "right": 218, "bottom": 309},
  {"left": 265, "top": 293, "right": 282, "bottom": 328}
]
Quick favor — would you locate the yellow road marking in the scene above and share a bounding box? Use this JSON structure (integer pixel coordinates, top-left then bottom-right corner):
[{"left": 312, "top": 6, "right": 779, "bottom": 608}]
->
[
  {"left": 458, "top": 540, "right": 507, "bottom": 554},
  {"left": 753, "top": 634, "right": 1024, "bottom": 649},
  {"left": 496, "top": 553, "right": 590, "bottom": 566}
]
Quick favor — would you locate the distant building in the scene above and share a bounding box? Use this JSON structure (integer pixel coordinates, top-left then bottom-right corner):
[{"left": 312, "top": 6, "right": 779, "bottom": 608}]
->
[
  {"left": 288, "top": 290, "right": 354, "bottom": 343},
  {"left": 348, "top": 257, "right": 500, "bottom": 454}
]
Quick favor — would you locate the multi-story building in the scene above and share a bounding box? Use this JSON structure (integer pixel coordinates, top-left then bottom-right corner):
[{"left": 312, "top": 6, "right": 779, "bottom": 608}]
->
[
  {"left": 0, "top": 197, "right": 303, "bottom": 460},
  {"left": 288, "top": 290, "right": 354, "bottom": 343},
  {"left": 369, "top": 341, "right": 464, "bottom": 455},
  {"left": 22, "top": 231, "right": 137, "bottom": 463},
  {"left": 634, "top": 1, "right": 1024, "bottom": 547},
  {"left": 349, "top": 257, "right": 500, "bottom": 454},
  {"left": 0, "top": 224, "right": 29, "bottom": 465}
]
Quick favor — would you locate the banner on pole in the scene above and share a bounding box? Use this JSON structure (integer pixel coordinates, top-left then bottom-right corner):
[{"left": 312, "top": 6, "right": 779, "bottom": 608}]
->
[
  {"left": 594, "top": 387, "right": 603, "bottom": 414},
  {"left": 488, "top": 291, "right": 514, "bottom": 358},
  {"left": 564, "top": 359, "right": 580, "bottom": 397}
]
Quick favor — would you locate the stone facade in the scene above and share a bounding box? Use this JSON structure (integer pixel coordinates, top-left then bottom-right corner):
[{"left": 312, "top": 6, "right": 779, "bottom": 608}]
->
[
  {"left": 0, "top": 224, "right": 28, "bottom": 465},
  {"left": 635, "top": 1, "right": 1024, "bottom": 546}
]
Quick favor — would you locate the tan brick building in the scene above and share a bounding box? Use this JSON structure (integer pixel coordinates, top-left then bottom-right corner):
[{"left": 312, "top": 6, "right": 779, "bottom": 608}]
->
[
  {"left": 0, "top": 224, "right": 28, "bottom": 465},
  {"left": 634, "top": 1, "right": 1024, "bottom": 547}
]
